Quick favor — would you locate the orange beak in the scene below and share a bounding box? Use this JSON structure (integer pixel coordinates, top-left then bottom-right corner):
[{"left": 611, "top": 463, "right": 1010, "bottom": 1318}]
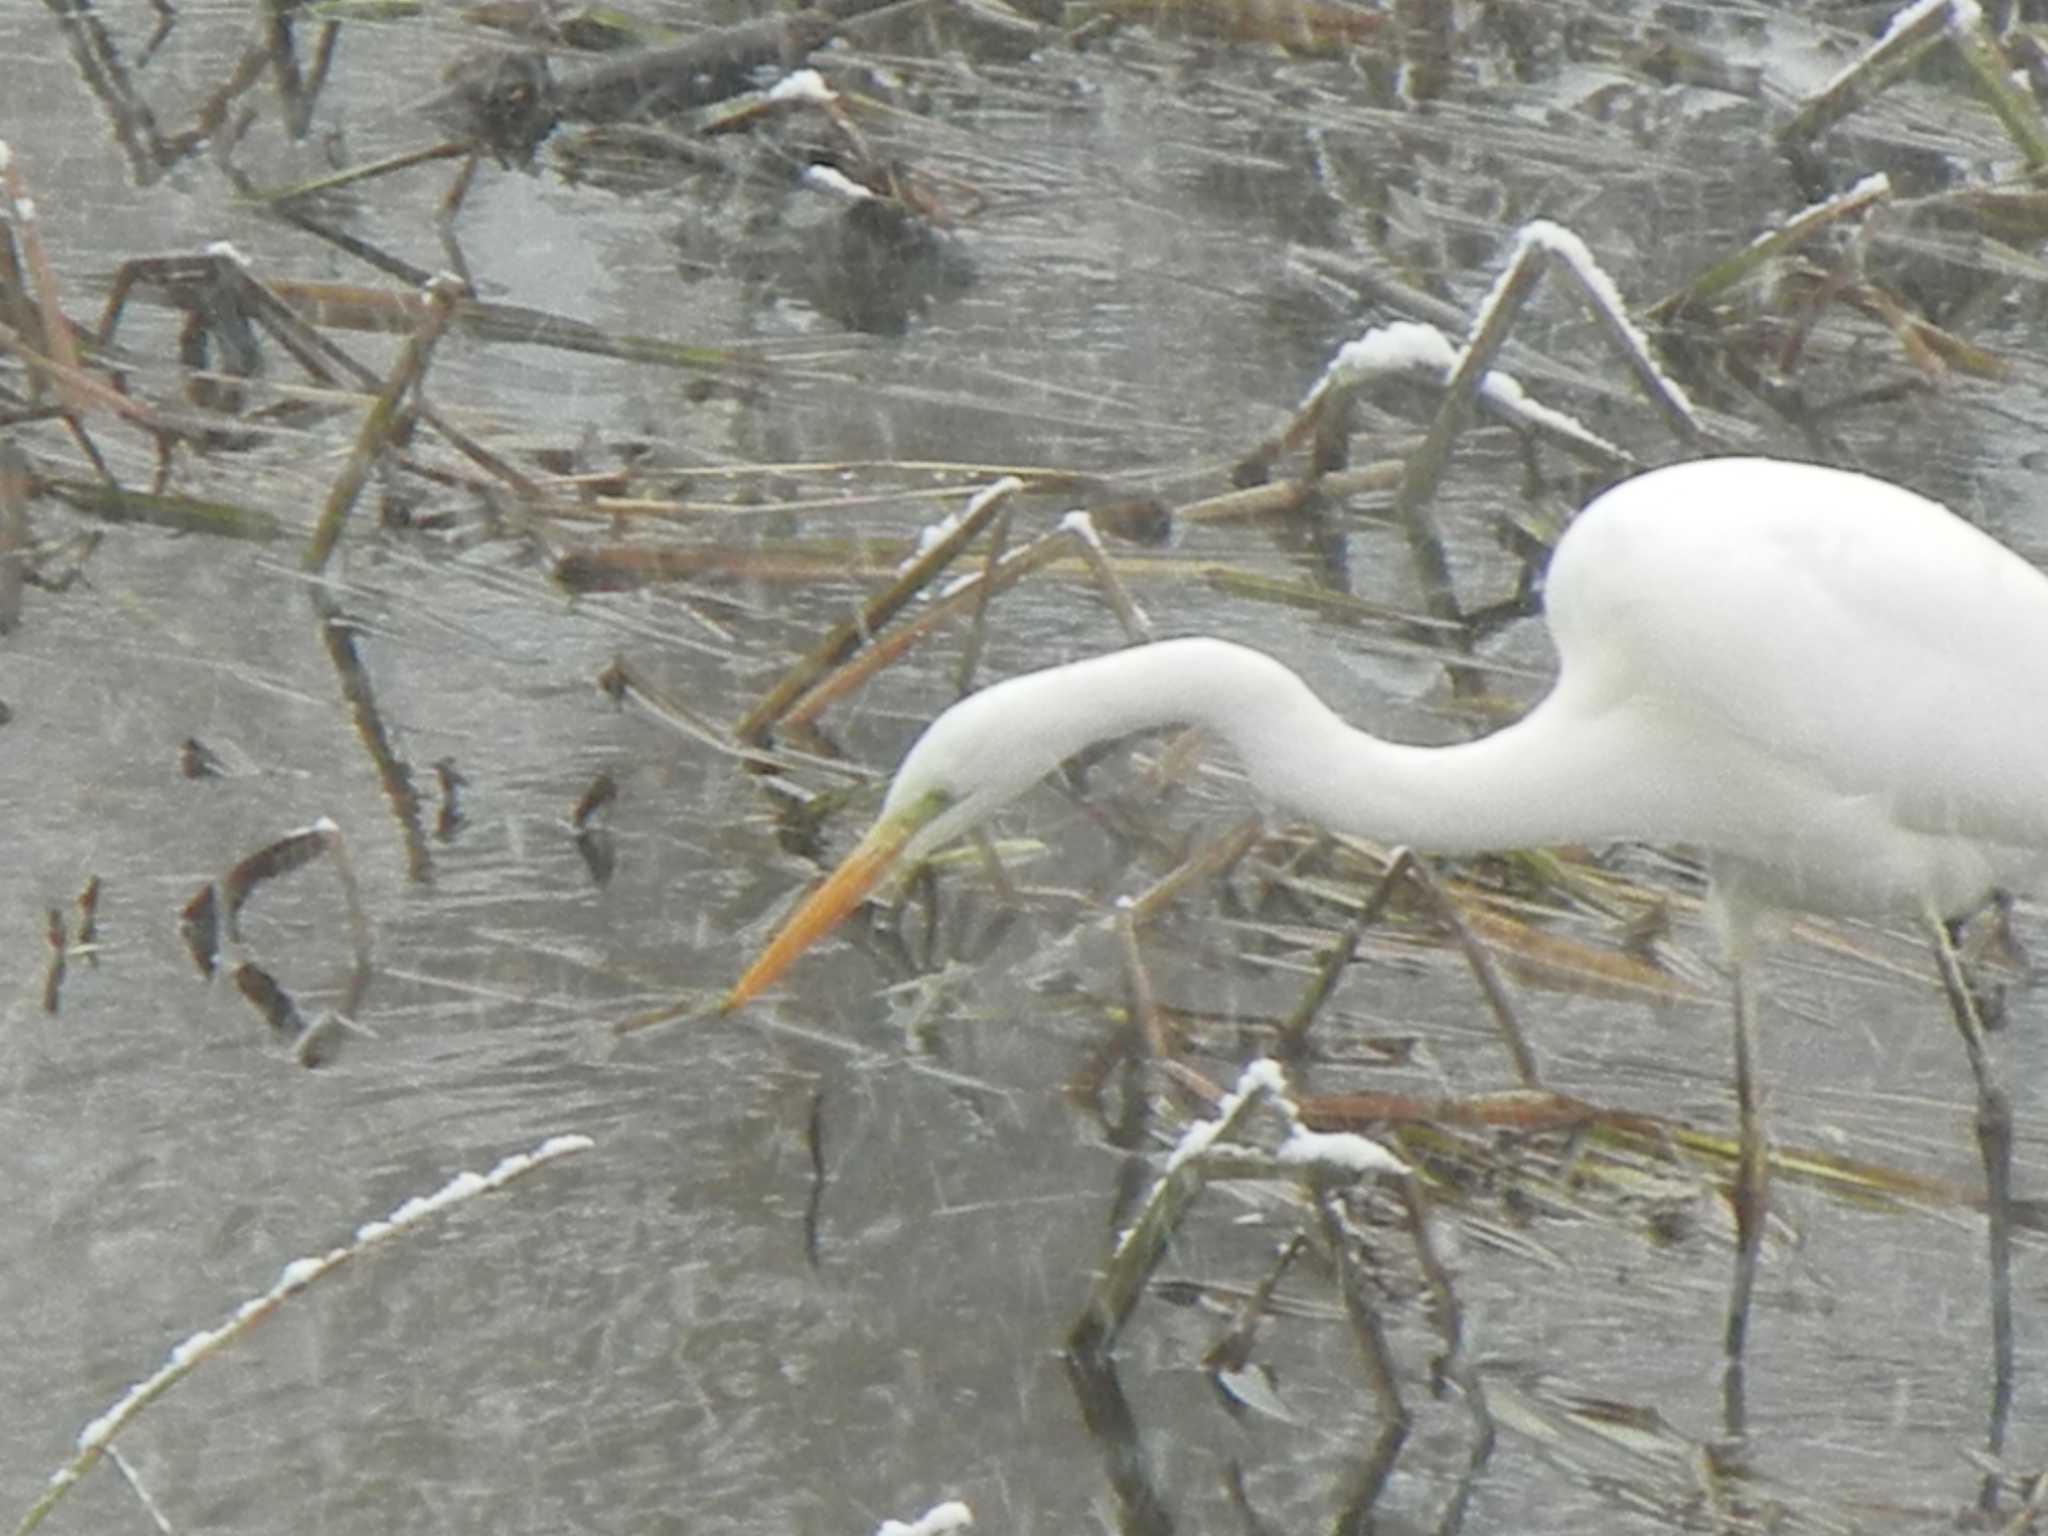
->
[{"left": 722, "top": 796, "right": 937, "bottom": 1013}]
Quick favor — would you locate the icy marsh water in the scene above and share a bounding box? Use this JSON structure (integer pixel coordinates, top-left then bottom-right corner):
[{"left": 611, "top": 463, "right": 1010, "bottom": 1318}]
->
[{"left": 5, "top": 2, "right": 2048, "bottom": 1533}]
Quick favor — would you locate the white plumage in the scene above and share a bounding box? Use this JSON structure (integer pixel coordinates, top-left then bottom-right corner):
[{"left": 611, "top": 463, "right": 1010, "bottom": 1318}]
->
[{"left": 725, "top": 456, "right": 2038, "bottom": 1476}]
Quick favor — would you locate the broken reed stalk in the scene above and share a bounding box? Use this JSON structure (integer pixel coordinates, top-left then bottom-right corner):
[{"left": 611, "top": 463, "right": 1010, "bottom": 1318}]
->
[
  {"left": 92, "top": 250, "right": 331, "bottom": 390},
  {"left": 257, "top": 278, "right": 769, "bottom": 374},
  {"left": 13, "top": 1135, "right": 595, "bottom": 1536},
  {"left": 777, "top": 521, "right": 1096, "bottom": 734},
  {"left": 1066, "top": 1069, "right": 1420, "bottom": 1524},
  {"left": 75, "top": 878, "right": 100, "bottom": 965},
  {"left": 42, "top": 908, "right": 65, "bottom": 1015},
  {"left": 1180, "top": 457, "right": 1406, "bottom": 523},
  {"left": 741, "top": 495, "right": 1174, "bottom": 745},
  {"left": 1646, "top": 174, "right": 1893, "bottom": 323},
  {"left": 1119, "top": 815, "right": 1265, "bottom": 927},
  {"left": 1949, "top": 12, "right": 2048, "bottom": 167},
  {"left": 219, "top": 818, "right": 334, "bottom": 918},
  {"left": 1113, "top": 900, "right": 1169, "bottom": 1060},
  {"left": 1395, "top": 1172, "right": 1498, "bottom": 1505},
  {"left": 242, "top": 140, "right": 475, "bottom": 204},
  {"left": 200, "top": 256, "right": 542, "bottom": 498},
  {"left": 177, "top": 33, "right": 273, "bottom": 173},
  {"left": 1276, "top": 907, "right": 1371, "bottom": 1059},
  {"left": 1539, "top": 230, "right": 1701, "bottom": 445},
  {"left": 734, "top": 475, "right": 1024, "bottom": 744},
  {"left": 1927, "top": 917, "right": 2015, "bottom": 1503},
  {"left": 36, "top": 7, "right": 191, "bottom": 183},
  {"left": 1311, "top": 1180, "right": 1407, "bottom": 1428},
  {"left": 955, "top": 500, "right": 1013, "bottom": 694},
  {"left": 1781, "top": 0, "right": 1949, "bottom": 147},
  {"left": 1381, "top": 848, "right": 1542, "bottom": 1089},
  {"left": 1069, "top": 1060, "right": 1283, "bottom": 1356},
  {"left": 1224, "top": 836, "right": 1545, "bottom": 1084},
  {"left": 0, "top": 145, "right": 86, "bottom": 412},
  {"left": 438, "top": 150, "right": 484, "bottom": 229},
  {"left": 1267, "top": 846, "right": 1397, "bottom": 1056},
  {"left": 0, "top": 321, "right": 204, "bottom": 436},
  {"left": 598, "top": 655, "right": 866, "bottom": 781},
  {"left": 312, "top": 593, "right": 434, "bottom": 884},
  {"left": 38, "top": 474, "right": 281, "bottom": 540},
  {"left": 294, "top": 275, "right": 462, "bottom": 885},
  {"left": 1155, "top": 1054, "right": 1981, "bottom": 1212},
  {"left": 1056, "top": 511, "right": 1154, "bottom": 642},
  {"left": 263, "top": 1, "right": 340, "bottom": 140},
  {"left": 1336, "top": 223, "right": 1695, "bottom": 694},
  {"left": 1069, "top": 1058, "right": 1408, "bottom": 1356},
  {"left": 302, "top": 272, "right": 465, "bottom": 575},
  {"left": 1387, "top": 244, "right": 1546, "bottom": 634},
  {"left": 1322, "top": 1165, "right": 1504, "bottom": 1536},
  {"left": 1060, "top": 1338, "right": 1171, "bottom": 1534},
  {"left": 1201, "top": 1232, "right": 1307, "bottom": 1377},
  {"left": 1780, "top": 0, "right": 2048, "bottom": 166}
]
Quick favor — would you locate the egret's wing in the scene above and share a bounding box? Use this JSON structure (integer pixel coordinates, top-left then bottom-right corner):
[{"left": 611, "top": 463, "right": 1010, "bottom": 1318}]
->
[{"left": 1549, "top": 459, "right": 2048, "bottom": 849}]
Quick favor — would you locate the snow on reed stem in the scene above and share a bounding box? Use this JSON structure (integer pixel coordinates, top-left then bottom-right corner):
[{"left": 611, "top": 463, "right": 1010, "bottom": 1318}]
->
[
  {"left": 1781, "top": 0, "right": 2048, "bottom": 166},
  {"left": 14, "top": 1134, "right": 595, "bottom": 1536},
  {"left": 1057, "top": 509, "right": 1152, "bottom": 641},
  {"left": 1647, "top": 174, "right": 1892, "bottom": 323},
  {"left": 1068, "top": 1058, "right": 1406, "bottom": 1357},
  {"left": 1517, "top": 221, "right": 1699, "bottom": 443},
  {"left": 875, "top": 1500, "right": 974, "bottom": 1536}
]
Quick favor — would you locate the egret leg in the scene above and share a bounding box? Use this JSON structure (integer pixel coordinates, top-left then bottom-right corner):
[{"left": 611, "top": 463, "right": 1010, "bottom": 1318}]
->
[
  {"left": 1927, "top": 915, "right": 2015, "bottom": 1510},
  {"left": 1722, "top": 963, "right": 1767, "bottom": 1442}
]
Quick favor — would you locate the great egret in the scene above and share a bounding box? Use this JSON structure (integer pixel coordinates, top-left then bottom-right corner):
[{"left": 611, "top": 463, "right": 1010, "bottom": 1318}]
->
[{"left": 722, "top": 455, "right": 2037, "bottom": 1479}]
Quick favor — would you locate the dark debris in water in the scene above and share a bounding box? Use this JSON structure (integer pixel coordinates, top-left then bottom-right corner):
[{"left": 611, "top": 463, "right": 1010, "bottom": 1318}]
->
[{"left": 783, "top": 191, "right": 977, "bottom": 336}]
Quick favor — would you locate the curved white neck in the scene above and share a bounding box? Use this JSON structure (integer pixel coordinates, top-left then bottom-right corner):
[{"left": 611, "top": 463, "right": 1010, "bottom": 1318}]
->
[{"left": 934, "top": 637, "right": 1716, "bottom": 855}]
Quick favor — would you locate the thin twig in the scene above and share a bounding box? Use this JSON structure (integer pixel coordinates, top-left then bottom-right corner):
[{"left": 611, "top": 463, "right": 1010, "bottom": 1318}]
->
[{"left": 14, "top": 1136, "right": 595, "bottom": 1536}]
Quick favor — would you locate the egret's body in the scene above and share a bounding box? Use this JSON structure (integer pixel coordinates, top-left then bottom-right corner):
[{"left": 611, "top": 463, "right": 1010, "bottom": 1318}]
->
[
  {"left": 723, "top": 456, "right": 2040, "bottom": 1487},
  {"left": 867, "top": 458, "right": 2048, "bottom": 923}
]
